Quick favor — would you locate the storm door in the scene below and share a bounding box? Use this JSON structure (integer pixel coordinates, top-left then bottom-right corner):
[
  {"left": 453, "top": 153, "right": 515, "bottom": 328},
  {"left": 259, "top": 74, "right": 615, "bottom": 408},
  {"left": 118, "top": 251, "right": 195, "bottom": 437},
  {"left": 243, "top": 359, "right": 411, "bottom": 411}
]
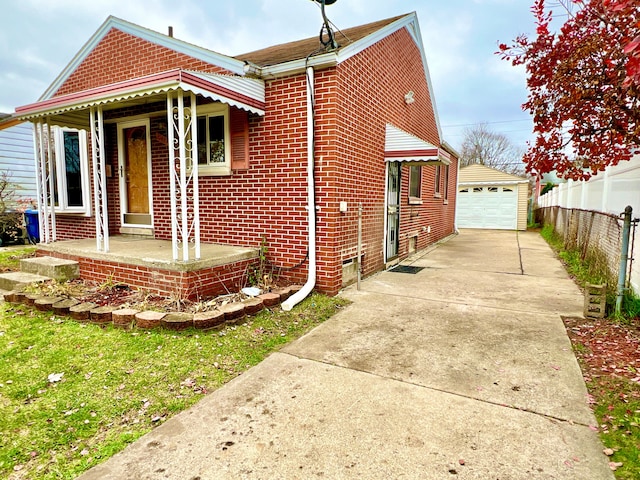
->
[
  {"left": 118, "top": 120, "right": 153, "bottom": 228},
  {"left": 386, "top": 161, "right": 401, "bottom": 260}
]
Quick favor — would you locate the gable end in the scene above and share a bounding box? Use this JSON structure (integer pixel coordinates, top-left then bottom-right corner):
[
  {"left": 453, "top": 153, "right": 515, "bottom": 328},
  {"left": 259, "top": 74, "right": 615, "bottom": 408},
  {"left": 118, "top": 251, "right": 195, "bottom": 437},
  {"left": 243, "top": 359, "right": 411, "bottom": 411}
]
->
[{"left": 42, "top": 16, "right": 245, "bottom": 101}]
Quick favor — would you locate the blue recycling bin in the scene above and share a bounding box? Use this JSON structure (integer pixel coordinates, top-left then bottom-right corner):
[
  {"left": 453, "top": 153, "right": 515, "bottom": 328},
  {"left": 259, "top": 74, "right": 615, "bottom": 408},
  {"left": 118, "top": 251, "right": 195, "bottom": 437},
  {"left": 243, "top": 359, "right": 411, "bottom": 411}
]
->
[{"left": 24, "top": 209, "right": 39, "bottom": 244}]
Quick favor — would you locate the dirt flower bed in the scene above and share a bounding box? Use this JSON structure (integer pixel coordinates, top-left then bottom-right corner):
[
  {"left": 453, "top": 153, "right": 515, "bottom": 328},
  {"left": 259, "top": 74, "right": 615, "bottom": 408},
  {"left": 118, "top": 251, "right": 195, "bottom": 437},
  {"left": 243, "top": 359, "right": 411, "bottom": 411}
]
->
[
  {"left": 563, "top": 316, "right": 640, "bottom": 478},
  {"left": 25, "top": 278, "right": 262, "bottom": 314}
]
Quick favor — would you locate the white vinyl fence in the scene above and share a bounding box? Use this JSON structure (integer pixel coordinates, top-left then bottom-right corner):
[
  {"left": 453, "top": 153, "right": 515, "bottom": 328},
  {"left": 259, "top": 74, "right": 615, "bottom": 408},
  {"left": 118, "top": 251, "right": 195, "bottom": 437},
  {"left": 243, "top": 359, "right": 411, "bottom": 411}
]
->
[{"left": 537, "top": 155, "right": 640, "bottom": 296}]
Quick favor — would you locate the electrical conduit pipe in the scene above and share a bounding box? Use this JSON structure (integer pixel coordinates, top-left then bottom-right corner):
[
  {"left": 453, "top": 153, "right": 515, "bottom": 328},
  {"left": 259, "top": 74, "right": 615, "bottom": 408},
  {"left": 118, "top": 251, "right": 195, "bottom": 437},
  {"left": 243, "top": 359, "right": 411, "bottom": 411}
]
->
[{"left": 282, "top": 66, "right": 316, "bottom": 311}]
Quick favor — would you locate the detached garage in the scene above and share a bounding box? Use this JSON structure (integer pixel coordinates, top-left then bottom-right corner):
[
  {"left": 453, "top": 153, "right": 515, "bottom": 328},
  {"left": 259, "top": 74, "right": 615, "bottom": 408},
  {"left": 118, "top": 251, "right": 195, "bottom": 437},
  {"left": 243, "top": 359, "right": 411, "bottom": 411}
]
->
[{"left": 456, "top": 164, "right": 529, "bottom": 231}]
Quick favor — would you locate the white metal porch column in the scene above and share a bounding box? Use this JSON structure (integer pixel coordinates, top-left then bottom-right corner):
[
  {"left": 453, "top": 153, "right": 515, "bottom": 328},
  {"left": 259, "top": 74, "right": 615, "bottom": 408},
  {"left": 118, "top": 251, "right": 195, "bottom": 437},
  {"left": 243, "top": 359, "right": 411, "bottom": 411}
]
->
[
  {"left": 32, "top": 119, "right": 56, "bottom": 243},
  {"left": 89, "top": 106, "right": 110, "bottom": 252},
  {"left": 167, "top": 90, "right": 201, "bottom": 261}
]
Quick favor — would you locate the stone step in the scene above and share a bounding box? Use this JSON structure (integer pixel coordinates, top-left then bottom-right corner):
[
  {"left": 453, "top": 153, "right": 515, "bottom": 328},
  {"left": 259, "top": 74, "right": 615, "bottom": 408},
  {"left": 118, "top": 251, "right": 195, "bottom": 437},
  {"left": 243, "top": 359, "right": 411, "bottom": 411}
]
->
[
  {"left": 0, "top": 272, "right": 51, "bottom": 292},
  {"left": 20, "top": 256, "right": 79, "bottom": 282},
  {"left": 0, "top": 288, "right": 11, "bottom": 301}
]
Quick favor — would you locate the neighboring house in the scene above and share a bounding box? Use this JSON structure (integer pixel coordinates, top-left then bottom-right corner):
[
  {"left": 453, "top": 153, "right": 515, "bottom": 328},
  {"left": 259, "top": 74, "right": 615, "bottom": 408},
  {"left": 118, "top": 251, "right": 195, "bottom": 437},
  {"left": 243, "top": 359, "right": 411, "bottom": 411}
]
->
[
  {"left": 0, "top": 114, "right": 37, "bottom": 205},
  {"left": 14, "top": 13, "right": 458, "bottom": 298},
  {"left": 457, "top": 164, "right": 529, "bottom": 231},
  {"left": 533, "top": 171, "right": 566, "bottom": 200}
]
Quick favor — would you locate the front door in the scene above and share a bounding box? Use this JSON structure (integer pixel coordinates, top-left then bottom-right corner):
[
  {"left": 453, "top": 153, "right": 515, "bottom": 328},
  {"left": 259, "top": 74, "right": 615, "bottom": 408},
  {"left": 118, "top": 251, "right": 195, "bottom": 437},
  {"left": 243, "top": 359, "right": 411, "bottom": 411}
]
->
[
  {"left": 118, "top": 120, "right": 152, "bottom": 228},
  {"left": 386, "top": 161, "right": 400, "bottom": 260}
]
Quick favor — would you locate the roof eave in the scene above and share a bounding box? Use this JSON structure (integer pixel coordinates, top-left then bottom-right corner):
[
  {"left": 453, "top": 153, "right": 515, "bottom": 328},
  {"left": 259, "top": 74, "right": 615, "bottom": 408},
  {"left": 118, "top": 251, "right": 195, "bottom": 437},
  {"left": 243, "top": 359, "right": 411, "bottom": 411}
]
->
[{"left": 259, "top": 52, "right": 338, "bottom": 78}]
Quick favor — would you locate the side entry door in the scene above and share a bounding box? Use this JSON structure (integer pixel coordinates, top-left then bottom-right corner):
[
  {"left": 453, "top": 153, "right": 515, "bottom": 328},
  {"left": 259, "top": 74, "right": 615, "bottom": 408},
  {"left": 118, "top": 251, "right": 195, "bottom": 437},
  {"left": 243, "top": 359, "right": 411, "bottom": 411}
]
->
[{"left": 386, "top": 161, "right": 400, "bottom": 260}]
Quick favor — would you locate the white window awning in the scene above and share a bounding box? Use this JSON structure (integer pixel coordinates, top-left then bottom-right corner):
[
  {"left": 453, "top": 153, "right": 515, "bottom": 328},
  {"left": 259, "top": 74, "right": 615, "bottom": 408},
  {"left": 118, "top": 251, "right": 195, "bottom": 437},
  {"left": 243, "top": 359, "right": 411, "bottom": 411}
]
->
[
  {"left": 384, "top": 124, "right": 451, "bottom": 166},
  {"left": 15, "top": 69, "right": 265, "bottom": 129}
]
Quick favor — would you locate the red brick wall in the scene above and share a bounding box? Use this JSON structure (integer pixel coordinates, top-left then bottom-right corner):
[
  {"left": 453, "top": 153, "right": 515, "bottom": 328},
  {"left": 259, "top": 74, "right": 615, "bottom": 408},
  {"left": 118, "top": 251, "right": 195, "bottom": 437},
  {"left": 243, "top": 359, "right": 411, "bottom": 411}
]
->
[
  {"left": 49, "top": 24, "right": 456, "bottom": 297},
  {"left": 38, "top": 250, "right": 255, "bottom": 300},
  {"left": 54, "top": 29, "right": 232, "bottom": 97},
  {"left": 330, "top": 27, "right": 457, "bottom": 282}
]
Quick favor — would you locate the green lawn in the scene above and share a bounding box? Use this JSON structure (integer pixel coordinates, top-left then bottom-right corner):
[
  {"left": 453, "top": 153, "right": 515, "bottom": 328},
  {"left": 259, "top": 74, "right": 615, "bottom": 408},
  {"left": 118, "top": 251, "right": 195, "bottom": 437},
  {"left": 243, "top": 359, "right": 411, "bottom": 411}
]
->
[
  {"left": 0, "top": 247, "right": 35, "bottom": 272},
  {"left": 0, "top": 294, "right": 348, "bottom": 479}
]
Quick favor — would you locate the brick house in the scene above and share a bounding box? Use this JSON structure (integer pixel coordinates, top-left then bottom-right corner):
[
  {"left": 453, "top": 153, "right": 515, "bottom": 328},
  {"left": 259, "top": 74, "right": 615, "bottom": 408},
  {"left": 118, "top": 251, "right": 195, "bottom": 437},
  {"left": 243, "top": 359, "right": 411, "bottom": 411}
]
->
[{"left": 14, "top": 12, "right": 458, "bottom": 303}]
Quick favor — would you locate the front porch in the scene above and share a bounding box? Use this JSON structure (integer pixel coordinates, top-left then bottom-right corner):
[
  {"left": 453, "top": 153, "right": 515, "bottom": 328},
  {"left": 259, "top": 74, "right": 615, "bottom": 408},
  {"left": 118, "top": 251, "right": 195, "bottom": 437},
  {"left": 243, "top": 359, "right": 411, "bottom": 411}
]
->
[{"left": 37, "top": 236, "right": 259, "bottom": 299}]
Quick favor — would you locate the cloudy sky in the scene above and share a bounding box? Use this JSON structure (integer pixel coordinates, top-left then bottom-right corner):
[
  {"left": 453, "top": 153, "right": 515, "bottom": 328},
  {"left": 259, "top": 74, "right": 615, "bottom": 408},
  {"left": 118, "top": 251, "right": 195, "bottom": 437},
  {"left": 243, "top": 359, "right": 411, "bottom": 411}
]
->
[{"left": 0, "top": 0, "right": 538, "bottom": 151}]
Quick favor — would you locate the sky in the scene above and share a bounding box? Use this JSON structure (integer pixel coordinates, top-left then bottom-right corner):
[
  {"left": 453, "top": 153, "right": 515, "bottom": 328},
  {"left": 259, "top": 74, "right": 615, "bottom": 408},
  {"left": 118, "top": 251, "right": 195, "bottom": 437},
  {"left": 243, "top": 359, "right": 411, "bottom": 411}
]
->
[{"left": 0, "top": 0, "right": 538, "bottom": 152}]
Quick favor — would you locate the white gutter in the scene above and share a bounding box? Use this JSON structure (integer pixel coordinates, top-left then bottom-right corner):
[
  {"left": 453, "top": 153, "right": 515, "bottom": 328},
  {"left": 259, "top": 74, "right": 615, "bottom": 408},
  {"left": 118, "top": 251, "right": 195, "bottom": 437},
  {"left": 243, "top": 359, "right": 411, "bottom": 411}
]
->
[
  {"left": 260, "top": 53, "right": 336, "bottom": 79},
  {"left": 282, "top": 66, "right": 316, "bottom": 311}
]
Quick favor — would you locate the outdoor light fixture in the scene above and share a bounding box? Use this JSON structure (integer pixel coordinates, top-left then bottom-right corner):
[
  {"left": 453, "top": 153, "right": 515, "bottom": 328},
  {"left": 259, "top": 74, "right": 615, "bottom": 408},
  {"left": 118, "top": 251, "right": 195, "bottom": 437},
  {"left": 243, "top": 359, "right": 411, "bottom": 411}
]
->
[{"left": 405, "top": 91, "right": 415, "bottom": 105}]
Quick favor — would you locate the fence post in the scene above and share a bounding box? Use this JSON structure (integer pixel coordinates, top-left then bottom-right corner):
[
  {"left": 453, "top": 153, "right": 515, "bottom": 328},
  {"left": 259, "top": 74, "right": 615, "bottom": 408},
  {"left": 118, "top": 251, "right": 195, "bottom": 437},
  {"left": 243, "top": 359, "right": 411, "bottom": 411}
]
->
[{"left": 615, "top": 205, "right": 633, "bottom": 315}]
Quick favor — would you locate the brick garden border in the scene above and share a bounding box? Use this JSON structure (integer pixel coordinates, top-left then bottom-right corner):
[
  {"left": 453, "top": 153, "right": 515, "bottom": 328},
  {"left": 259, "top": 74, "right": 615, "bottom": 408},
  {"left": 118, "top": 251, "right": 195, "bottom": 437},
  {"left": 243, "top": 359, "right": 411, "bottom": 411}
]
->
[{"left": 3, "top": 285, "right": 301, "bottom": 331}]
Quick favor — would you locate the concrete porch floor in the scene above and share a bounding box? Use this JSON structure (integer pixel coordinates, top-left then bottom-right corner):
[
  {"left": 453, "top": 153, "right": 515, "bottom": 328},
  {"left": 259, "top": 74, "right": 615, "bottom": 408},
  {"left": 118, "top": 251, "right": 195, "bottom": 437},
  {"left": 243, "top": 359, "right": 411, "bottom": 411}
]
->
[{"left": 36, "top": 236, "right": 259, "bottom": 272}]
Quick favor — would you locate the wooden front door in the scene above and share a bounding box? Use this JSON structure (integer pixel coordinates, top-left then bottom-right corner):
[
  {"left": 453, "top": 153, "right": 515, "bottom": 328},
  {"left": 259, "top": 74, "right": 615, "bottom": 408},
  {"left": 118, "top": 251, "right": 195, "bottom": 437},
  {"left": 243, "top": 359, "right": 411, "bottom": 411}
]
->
[{"left": 119, "top": 121, "right": 152, "bottom": 227}]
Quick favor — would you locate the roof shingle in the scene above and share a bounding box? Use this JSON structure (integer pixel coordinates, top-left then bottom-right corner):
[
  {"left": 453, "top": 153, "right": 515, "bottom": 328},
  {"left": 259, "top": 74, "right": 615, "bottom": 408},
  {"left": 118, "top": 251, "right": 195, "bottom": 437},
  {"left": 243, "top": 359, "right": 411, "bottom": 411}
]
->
[{"left": 234, "top": 14, "right": 408, "bottom": 67}]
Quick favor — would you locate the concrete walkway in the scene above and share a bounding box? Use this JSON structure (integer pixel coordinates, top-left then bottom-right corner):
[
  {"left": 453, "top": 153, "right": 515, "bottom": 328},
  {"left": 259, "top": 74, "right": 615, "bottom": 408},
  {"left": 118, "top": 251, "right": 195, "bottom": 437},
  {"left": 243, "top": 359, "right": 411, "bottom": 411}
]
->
[{"left": 78, "top": 230, "right": 613, "bottom": 479}]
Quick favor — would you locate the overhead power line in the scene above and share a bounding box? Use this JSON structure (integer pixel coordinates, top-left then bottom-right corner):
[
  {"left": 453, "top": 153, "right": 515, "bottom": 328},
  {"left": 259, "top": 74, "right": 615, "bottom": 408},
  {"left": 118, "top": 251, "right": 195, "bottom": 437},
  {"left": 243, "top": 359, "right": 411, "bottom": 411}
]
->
[{"left": 442, "top": 119, "right": 532, "bottom": 128}]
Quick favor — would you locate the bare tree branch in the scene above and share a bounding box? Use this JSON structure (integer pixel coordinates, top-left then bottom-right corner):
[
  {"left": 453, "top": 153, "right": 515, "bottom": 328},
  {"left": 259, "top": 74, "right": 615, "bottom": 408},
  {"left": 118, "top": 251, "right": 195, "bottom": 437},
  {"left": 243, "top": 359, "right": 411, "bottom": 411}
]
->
[{"left": 459, "top": 124, "right": 526, "bottom": 175}]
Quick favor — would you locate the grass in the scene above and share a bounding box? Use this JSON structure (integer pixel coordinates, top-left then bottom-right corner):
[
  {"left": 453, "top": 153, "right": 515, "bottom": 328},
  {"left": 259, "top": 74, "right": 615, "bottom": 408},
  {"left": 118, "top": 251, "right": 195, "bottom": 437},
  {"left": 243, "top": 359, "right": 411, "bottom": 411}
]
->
[
  {"left": 541, "top": 224, "right": 640, "bottom": 478},
  {"left": 0, "top": 247, "right": 36, "bottom": 272},
  {"left": 591, "top": 377, "right": 640, "bottom": 479},
  {"left": 0, "top": 294, "right": 349, "bottom": 479},
  {"left": 540, "top": 224, "right": 620, "bottom": 310},
  {"left": 566, "top": 319, "right": 640, "bottom": 480}
]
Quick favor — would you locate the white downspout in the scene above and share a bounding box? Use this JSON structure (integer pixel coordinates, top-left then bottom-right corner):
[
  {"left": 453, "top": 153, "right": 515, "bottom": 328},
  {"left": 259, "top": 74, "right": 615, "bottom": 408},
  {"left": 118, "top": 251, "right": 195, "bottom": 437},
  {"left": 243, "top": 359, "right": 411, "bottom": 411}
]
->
[{"left": 282, "top": 66, "right": 316, "bottom": 311}]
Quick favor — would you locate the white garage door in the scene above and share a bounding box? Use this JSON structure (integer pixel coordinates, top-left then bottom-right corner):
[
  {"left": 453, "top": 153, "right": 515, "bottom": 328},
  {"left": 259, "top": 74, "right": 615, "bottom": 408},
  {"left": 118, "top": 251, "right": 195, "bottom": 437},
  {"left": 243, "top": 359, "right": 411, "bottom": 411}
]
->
[{"left": 457, "top": 185, "right": 518, "bottom": 230}]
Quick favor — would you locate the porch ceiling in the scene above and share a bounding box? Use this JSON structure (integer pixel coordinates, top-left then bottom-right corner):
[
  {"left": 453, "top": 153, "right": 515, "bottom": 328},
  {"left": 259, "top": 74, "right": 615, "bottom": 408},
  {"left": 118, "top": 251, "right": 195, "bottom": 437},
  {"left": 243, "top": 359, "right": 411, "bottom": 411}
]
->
[
  {"left": 36, "top": 236, "right": 259, "bottom": 273},
  {"left": 15, "top": 69, "right": 265, "bottom": 129}
]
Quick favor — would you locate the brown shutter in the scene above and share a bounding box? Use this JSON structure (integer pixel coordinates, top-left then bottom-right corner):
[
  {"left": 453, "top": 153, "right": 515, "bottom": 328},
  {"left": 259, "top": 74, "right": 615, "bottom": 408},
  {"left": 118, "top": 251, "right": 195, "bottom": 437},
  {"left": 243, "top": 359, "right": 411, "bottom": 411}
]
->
[{"left": 230, "top": 108, "right": 249, "bottom": 170}]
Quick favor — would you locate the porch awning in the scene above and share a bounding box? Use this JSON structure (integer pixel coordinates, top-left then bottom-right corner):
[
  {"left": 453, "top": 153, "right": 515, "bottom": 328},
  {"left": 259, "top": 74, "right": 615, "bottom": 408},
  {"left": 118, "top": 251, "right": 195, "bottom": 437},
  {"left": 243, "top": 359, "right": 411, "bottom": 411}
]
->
[
  {"left": 384, "top": 124, "right": 451, "bottom": 166},
  {"left": 15, "top": 69, "right": 266, "bottom": 129}
]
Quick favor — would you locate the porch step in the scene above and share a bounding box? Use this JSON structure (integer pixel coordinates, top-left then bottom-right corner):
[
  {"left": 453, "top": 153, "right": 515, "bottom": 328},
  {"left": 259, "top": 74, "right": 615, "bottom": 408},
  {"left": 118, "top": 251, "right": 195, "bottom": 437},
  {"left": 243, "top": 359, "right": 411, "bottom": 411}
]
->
[
  {"left": 20, "top": 256, "right": 79, "bottom": 282},
  {"left": 0, "top": 272, "right": 51, "bottom": 292}
]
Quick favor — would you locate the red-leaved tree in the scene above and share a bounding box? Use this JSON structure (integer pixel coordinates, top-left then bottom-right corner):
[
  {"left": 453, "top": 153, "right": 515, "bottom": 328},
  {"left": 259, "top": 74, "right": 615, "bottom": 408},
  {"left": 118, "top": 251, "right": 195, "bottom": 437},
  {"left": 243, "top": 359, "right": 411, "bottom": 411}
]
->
[
  {"left": 498, "top": 0, "right": 640, "bottom": 180},
  {"left": 607, "top": 0, "right": 640, "bottom": 87}
]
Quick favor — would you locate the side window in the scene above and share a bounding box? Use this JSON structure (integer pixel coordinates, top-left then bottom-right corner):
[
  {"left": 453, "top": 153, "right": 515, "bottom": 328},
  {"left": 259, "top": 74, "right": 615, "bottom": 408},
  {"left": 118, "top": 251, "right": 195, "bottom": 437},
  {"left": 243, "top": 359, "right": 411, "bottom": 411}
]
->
[
  {"left": 443, "top": 165, "right": 449, "bottom": 200},
  {"left": 409, "top": 165, "right": 421, "bottom": 200},
  {"left": 434, "top": 165, "right": 441, "bottom": 195},
  {"left": 54, "top": 128, "right": 90, "bottom": 214}
]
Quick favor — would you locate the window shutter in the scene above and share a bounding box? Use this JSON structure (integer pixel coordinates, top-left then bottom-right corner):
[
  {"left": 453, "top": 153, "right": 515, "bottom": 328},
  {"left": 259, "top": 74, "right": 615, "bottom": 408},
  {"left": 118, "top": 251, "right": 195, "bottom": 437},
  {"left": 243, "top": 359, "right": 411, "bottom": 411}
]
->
[{"left": 230, "top": 109, "right": 249, "bottom": 170}]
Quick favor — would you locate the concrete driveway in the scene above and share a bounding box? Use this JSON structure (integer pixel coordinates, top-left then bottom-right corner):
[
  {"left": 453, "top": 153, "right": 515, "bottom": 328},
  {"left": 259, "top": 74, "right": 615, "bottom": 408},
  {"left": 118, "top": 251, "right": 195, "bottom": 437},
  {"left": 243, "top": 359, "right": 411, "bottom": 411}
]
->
[{"left": 79, "top": 230, "right": 613, "bottom": 479}]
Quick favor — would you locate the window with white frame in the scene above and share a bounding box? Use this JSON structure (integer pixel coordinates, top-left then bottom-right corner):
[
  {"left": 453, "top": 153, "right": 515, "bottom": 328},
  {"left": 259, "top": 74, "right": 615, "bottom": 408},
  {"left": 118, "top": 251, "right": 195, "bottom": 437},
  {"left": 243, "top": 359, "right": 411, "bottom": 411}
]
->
[
  {"left": 409, "top": 165, "right": 422, "bottom": 201},
  {"left": 53, "top": 127, "right": 90, "bottom": 214},
  {"left": 434, "top": 165, "right": 442, "bottom": 195},
  {"left": 444, "top": 165, "right": 449, "bottom": 200},
  {"left": 195, "top": 103, "right": 231, "bottom": 176}
]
